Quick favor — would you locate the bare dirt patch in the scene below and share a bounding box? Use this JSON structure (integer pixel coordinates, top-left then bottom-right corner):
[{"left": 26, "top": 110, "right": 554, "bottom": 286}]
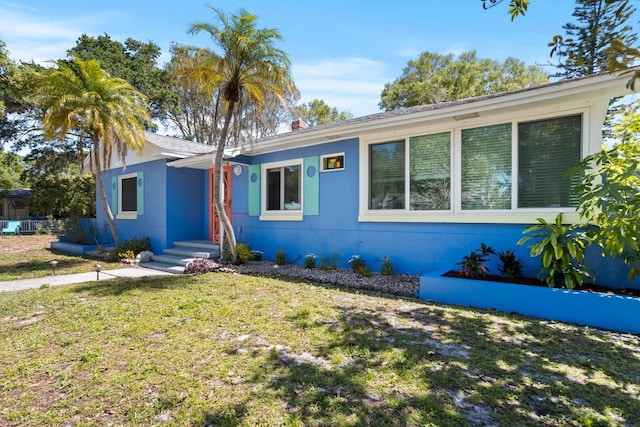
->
[{"left": 0, "top": 235, "right": 56, "bottom": 254}]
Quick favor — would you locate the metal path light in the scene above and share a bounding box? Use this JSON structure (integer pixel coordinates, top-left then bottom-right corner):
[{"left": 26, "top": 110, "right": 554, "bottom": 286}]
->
[
  {"left": 49, "top": 260, "right": 59, "bottom": 276},
  {"left": 93, "top": 263, "right": 101, "bottom": 280}
]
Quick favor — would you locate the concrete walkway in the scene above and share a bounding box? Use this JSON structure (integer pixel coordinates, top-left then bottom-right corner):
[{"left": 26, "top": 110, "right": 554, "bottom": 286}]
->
[{"left": 0, "top": 267, "right": 172, "bottom": 293}]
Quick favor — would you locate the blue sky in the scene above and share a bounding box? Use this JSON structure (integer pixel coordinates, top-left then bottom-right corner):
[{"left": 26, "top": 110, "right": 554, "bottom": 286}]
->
[{"left": 0, "top": 1, "right": 581, "bottom": 118}]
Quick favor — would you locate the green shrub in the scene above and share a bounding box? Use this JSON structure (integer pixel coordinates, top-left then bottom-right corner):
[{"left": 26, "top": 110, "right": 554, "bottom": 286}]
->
[
  {"left": 236, "top": 243, "right": 250, "bottom": 264},
  {"left": 249, "top": 250, "right": 263, "bottom": 261},
  {"left": 320, "top": 250, "right": 340, "bottom": 271},
  {"left": 498, "top": 250, "right": 524, "bottom": 279},
  {"left": 518, "top": 213, "right": 593, "bottom": 289},
  {"left": 456, "top": 243, "right": 496, "bottom": 278},
  {"left": 107, "top": 236, "right": 152, "bottom": 262},
  {"left": 275, "top": 249, "right": 286, "bottom": 266},
  {"left": 381, "top": 256, "right": 394, "bottom": 275},
  {"left": 304, "top": 253, "right": 318, "bottom": 269}
]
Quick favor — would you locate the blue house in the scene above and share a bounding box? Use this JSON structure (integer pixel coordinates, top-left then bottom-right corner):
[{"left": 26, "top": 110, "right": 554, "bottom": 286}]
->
[{"left": 96, "top": 70, "right": 639, "bottom": 288}]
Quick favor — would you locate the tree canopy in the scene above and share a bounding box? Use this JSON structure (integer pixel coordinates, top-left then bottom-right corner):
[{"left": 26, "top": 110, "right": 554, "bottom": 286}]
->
[
  {"left": 181, "top": 6, "right": 296, "bottom": 261},
  {"left": 379, "top": 51, "right": 549, "bottom": 111},
  {"left": 33, "top": 57, "right": 150, "bottom": 244},
  {"left": 294, "top": 99, "right": 352, "bottom": 127},
  {"left": 67, "top": 34, "right": 172, "bottom": 123},
  {"left": 549, "top": 0, "right": 637, "bottom": 78}
]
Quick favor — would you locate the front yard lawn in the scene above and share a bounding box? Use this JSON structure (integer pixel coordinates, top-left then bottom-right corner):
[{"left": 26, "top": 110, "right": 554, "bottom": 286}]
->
[{"left": 1, "top": 272, "right": 639, "bottom": 426}]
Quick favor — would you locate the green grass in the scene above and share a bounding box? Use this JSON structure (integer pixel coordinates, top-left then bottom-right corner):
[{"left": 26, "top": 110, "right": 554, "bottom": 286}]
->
[
  {"left": 0, "top": 245, "right": 121, "bottom": 281},
  {"left": 1, "top": 267, "right": 639, "bottom": 425}
]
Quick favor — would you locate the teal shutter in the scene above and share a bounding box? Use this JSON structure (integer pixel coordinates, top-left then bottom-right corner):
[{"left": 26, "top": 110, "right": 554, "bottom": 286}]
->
[
  {"left": 137, "top": 171, "right": 144, "bottom": 215},
  {"left": 303, "top": 156, "right": 319, "bottom": 216},
  {"left": 248, "top": 164, "right": 260, "bottom": 216},
  {"left": 111, "top": 176, "right": 118, "bottom": 214}
]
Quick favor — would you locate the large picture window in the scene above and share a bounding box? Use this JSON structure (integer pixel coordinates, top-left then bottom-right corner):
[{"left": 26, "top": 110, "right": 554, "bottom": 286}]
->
[
  {"left": 370, "top": 141, "right": 405, "bottom": 209},
  {"left": 364, "top": 113, "right": 583, "bottom": 218},
  {"left": 266, "top": 163, "right": 301, "bottom": 211},
  {"left": 461, "top": 123, "right": 512, "bottom": 210},
  {"left": 518, "top": 115, "right": 581, "bottom": 208}
]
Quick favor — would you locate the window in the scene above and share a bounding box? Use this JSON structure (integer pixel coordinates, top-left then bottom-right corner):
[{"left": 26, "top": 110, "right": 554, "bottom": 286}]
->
[
  {"left": 266, "top": 163, "right": 301, "bottom": 211},
  {"left": 461, "top": 123, "right": 512, "bottom": 210},
  {"left": 116, "top": 172, "right": 143, "bottom": 219},
  {"left": 321, "top": 153, "right": 345, "bottom": 171},
  {"left": 120, "top": 175, "right": 137, "bottom": 213},
  {"left": 518, "top": 115, "right": 581, "bottom": 208},
  {"left": 363, "top": 113, "right": 583, "bottom": 220},
  {"left": 370, "top": 141, "right": 405, "bottom": 209},
  {"left": 410, "top": 132, "right": 451, "bottom": 210}
]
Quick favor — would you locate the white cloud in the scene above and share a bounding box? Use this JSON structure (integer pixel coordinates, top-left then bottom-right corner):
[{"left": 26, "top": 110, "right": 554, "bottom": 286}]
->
[{"left": 292, "top": 57, "right": 389, "bottom": 117}]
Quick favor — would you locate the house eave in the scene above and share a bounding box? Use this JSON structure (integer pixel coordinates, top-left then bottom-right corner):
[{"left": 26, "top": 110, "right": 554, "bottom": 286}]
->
[{"left": 242, "top": 70, "right": 638, "bottom": 156}]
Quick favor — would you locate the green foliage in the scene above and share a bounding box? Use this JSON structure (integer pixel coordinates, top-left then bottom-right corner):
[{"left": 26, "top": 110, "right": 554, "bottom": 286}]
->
[
  {"left": 379, "top": 51, "right": 548, "bottom": 111},
  {"left": 304, "top": 253, "right": 317, "bottom": 269},
  {"left": 571, "top": 106, "right": 640, "bottom": 282},
  {"left": 549, "top": 0, "right": 637, "bottom": 79},
  {"left": 249, "top": 250, "right": 263, "bottom": 261},
  {"left": 518, "top": 214, "right": 593, "bottom": 289},
  {"left": 108, "top": 236, "right": 151, "bottom": 262},
  {"left": 498, "top": 249, "right": 524, "bottom": 279},
  {"left": 293, "top": 99, "right": 352, "bottom": 127},
  {"left": 320, "top": 250, "right": 340, "bottom": 271},
  {"left": 456, "top": 243, "right": 496, "bottom": 278},
  {"left": 0, "top": 149, "right": 26, "bottom": 198},
  {"left": 381, "top": 256, "right": 394, "bottom": 276},
  {"left": 34, "top": 56, "right": 150, "bottom": 247},
  {"left": 236, "top": 243, "right": 250, "bottom": 264},
  {"left": 67, "top": 34, "right": 171, "bottom": 123},
  {"left": 349, "top": 255, "right": 371, "bottom": 277},
  {"left": 275, "top": 249, "right": 286, "bottom": 266}
]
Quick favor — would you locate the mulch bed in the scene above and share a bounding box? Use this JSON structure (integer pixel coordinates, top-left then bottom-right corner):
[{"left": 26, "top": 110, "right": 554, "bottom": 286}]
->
[{"left": 443, "top": 270, "right": 640, "bottom": 297}]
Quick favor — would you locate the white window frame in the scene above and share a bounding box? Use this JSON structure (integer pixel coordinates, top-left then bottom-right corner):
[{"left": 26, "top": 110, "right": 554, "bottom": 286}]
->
[
  {"left": 320, "top": 152, "right": 346, "bottom": 172},
  {"left": 260, "top": 158, "right": 304, "bottom": 221},
  {"left": 117, "top": 172, "right": 138, "bottom": 220},
  {"left": 359, "top": 106, "right": 592, "bottom": 224}
]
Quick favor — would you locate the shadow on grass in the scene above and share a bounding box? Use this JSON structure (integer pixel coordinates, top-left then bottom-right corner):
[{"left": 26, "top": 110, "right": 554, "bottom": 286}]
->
[
  {"left": 72, "top": 274, "right": 184, "bottom": 296},
  {"left": 0, "top": 252, "right": 89, "bottom": 277},
  {"left": 204, "top": 290, "right": 640, "bottom": 425}
]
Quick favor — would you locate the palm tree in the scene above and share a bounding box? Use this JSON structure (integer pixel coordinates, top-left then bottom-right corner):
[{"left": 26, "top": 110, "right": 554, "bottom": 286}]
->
[
  {"left": 34, "top": 56, "right": 150, "bottom": 246},
  {"left": 186, "top": 7, "right": 296, "bottom": 261}
]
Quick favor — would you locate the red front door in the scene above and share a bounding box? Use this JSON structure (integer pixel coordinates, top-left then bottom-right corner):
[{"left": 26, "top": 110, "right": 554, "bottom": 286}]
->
[{"left": 209, "top": 163, "right": 232, "bottom": 244}]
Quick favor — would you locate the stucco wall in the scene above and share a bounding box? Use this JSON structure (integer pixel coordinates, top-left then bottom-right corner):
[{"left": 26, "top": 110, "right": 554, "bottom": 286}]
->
[{"left": 238, "top": 138, "right": 638, "bottom": 289}]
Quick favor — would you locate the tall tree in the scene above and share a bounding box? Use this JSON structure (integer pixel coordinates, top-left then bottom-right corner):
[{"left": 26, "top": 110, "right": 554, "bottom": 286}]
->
[
  {"left": 181, "top": 7, "right": 296, "bottom": 262},
  {"left": 165, "top": 42, "right": 297, "bottom": 142},
  {"left": 0, "top": 148, "right": 25, "bottom": 199},
  {"left": 379, "top": 51, "right": 548, "bottom": 111},
  {"left": 0, "top": 39, "right": 9, "bottom": 120},
  {"left": 67, "top": 34, "right": 172, "bottom": 123},
  {"left": 22, "top": 147, "right": 95, "bottom": 218},
  {"left": 549, "top": 0, "right": 637, "bottom": 78},
  {"left": 33, "top": 57, "right": 150, "bottom": 245},
  {"left": 294, "top": 99, "right": 352, "bottom": 127}
]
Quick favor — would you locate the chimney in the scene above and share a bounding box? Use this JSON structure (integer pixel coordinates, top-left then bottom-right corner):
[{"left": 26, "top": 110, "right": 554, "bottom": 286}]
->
[{"left": 291, "top": 118, "right": 308, "bottom": 131}]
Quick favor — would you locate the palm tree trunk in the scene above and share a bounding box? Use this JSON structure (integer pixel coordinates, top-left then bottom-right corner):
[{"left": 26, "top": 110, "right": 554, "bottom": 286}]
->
[
  {"left": 92, "top": 142, "right": 120, "bottom": 246},
  {"left": 214, "top": 106, "right": 237, "bottom": 262}
]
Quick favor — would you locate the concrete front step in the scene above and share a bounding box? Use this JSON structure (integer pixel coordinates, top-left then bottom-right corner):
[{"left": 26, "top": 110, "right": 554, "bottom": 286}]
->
[
  {"left": 163, "top": 248, "right": 214, "bottom": 259},
  {"left": 151, "top": 254, "right": 195, "bottom": 266},
  {"left": 141, "top": 261, "right": 186, "bottom": 274},
  {"left": 144, "top": 240, "right": 221, "bottom": 274}
]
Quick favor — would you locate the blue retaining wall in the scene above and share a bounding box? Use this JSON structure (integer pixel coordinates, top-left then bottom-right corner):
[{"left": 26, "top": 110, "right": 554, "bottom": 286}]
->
[{"left": 419, "top": 274, "right": 640, "bottom": 334}]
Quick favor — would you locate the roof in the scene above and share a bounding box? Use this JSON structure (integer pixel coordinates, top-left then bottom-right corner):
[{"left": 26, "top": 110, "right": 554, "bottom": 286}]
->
[
  {"left": 5, "top": 188, "right": 30, "bottom": 199},
  {"left": 144, "top": 132, "right": 216, "bottom": 157},
  {"left": 165, "top": 69, "right": 638, "bottom": 168}
]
